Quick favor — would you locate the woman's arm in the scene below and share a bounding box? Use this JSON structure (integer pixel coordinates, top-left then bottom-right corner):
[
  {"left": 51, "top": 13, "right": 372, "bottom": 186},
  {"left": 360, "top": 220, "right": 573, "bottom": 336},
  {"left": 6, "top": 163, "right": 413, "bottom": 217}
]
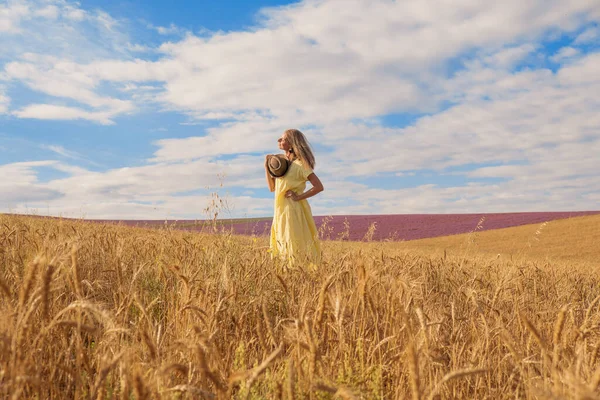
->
[
  {"left": 285, "top": 173, "right": 324, "bottom": 201},
  {"left": 265, "top": 156, "right": 275, "bottom": 192}
]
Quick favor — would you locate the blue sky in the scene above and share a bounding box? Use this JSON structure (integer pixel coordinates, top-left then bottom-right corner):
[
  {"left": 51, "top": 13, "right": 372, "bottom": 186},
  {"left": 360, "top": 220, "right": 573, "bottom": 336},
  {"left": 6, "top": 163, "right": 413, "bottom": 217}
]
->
[
  {"left": 83, "top": 0, "right": 293, "bottom": 32},
  {"left": 0, "top": 0, "right": 599, "bottom": 219}
]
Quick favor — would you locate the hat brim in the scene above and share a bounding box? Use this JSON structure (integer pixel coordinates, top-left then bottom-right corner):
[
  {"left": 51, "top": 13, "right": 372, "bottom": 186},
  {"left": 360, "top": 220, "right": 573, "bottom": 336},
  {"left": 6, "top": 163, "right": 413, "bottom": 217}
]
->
[{"left": 267, "top": 155, "right": 289, "bottom": 178}]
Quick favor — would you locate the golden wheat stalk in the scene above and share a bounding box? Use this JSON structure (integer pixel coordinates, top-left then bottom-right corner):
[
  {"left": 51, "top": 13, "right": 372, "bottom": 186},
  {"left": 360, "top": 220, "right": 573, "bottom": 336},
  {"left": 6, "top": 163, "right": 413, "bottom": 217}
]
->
[
  {"left": 245, "top": 343, "right": 284, "bottom": 389},
  {"left": 519, "top": 311, "right": 548, "bottom": 352},
  {"left": 314, "top": 274, "right": 335, "bottom": 331},
  {"left": 197, "top": 344, "right": 227, "bottom": 393},
  {"left": 164, "top": 384, "right": 216, "bottom": 399},
  {"left": 406, "top": 340, "right": 421, "bottom": 400},
  {"left": 90, "top": 351, "right": 125, "bottom": 399},
  {"left": 262, "top": 299, "right": 277, "bottom": 346},
  {"left": 18, "top": 256, "right": 40, "bottom": 309},
  {"left": 71, "top": 245, "right": 83, "bottom": 298},
  {"left": 427, "top": 368, "right": 487, "bottom": 400},
  {"left": 314, "top": 382, "right": 358, "bottom": 399},
  {"left": 552, "top": 305, "right": 568, "bottom": 368},
  {"left": 0, "top": 277, "right": 11, "bottom": 298}
]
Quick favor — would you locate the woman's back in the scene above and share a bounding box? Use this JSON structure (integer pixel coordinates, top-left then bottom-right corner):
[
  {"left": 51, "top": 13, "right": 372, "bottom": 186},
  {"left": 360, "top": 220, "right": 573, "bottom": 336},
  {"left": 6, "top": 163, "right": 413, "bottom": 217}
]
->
[{"left": 274, "top": 160, "right": 313, "bottom": 201}]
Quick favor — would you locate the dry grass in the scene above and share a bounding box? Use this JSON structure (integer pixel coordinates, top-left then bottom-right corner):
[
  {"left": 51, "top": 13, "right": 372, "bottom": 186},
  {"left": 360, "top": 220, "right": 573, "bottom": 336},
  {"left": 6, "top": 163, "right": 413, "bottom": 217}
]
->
[
  {"left": 388, "top": 214, "right": 600, "bottom": 267},
  {"left": 1, "top": 213, "right": 600, "bottom": 399}
]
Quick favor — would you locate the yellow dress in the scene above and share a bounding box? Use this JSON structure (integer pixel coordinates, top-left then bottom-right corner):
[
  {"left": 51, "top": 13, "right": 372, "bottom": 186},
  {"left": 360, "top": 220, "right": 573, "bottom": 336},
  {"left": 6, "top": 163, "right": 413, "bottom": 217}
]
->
[{"left": 270, "top": 159, "right": 321, "bottom": 264}]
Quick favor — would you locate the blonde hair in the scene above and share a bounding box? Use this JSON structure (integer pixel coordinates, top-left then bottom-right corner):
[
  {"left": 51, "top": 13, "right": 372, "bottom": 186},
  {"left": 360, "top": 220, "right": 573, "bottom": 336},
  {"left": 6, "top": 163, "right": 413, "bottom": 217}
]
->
[{"left": 284, "top": 129, "right": 316, "bottom": 170}]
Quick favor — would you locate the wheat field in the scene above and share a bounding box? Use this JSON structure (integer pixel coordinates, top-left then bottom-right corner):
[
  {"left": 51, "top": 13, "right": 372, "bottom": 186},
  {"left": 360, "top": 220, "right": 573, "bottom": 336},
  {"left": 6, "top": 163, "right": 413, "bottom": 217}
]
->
[
  {"left": 1, "top": 214, "right": 600, "bottom": 399},
  {"left": 389, "top": 214, "right": 600, "bottom": 268}
]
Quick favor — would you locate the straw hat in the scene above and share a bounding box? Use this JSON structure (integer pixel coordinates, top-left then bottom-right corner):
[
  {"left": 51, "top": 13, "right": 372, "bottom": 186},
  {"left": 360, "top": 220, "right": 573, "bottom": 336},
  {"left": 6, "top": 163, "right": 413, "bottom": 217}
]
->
[{"left": 266, "top": 154, "right": 290, "bottom": 178}]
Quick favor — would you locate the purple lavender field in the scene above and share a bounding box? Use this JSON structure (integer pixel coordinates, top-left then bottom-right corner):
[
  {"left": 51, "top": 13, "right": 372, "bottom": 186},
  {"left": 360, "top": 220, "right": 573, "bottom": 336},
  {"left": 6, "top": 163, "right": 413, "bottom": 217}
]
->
[
  {"left": 58, "top": 210, "right": 600, "bottom": 242},
  {"left": 224, "top": 211, "right": 600, "bottom": 242}
]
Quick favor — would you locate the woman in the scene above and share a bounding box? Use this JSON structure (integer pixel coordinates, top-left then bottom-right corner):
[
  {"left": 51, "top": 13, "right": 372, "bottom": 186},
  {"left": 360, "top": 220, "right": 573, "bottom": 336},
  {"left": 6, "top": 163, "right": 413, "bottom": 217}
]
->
[{"left": 265, "top": 129, "right": 324, "bottom": 265}]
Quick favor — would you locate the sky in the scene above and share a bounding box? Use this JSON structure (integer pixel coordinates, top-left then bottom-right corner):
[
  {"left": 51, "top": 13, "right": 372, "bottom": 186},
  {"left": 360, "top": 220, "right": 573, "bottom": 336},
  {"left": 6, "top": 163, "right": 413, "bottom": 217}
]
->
[{"left": 0, "top": 0, "right": 599, "bottom": 220}]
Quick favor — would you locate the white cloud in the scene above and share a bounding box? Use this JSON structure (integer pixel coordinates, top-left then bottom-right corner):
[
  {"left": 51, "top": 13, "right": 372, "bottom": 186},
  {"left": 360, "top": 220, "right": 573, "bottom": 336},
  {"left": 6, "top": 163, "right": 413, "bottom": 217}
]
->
[
  {"left": 0, "top": 0, "right": 141, "bottom": 122},
  {"left": 551, "top": 46, "right": 581, "bottom": 62},
  {"left": 6, "top": 0, "right": 600, "bottom": 126},
  {"left": 1, "top": 1, "right": 85, "bottom": 34},
  {"left": 0, "top": 1, "right": 30, "bottom": 33},
  {"left": 34, "top": 5, "right": 58, "bottom": 19},
  {"left": 309, "top": 165, "right": 600, "bottom": 215},
  {"left": 557, "top": 52, "right": 600, "bottom": 84},
  {"left": 3, "top": 57, "right": 135, "bottom": 122},
  {"left": 94, "top": 10, "right": 118, "bottom": 32},
  {"left": 126, "top": 43, "right": 155, "bottom": 53},
  {"left": 481, "top": 44, "right": 538, "bottom": 69},
  {"left": 151, "top": 118, "right": 285, "bottom": 162},
  {"left": 151, "top": 23, "right": 183, "bottom": 36},
  {"left": 0, "top": 155, "right": 274, "bottom": 219},
  {"left": 0, "top": 160, "right": 56, "bottom": 183},
  {"left": 0, "top": 86, "right": 9, "bottom": 113},
  {"left": 300, "top": 49, "right": 600, "bottom": 216},
  {"left": 64, "top": 6, "right": 85, "bottom": 21},
  {"left": 12, "top": 104, "right": 115, "bottom": 124},
  {"left": 574, "top": 26, "right": 599, "bottom": 44},
  {"left": 41, "top": 144, "right": 85, "bottom": 161},
  {"left": 5, "top": 61, "right": 125, "bottom": 109},
  {"left": 328, "top": 51, "right": 600, "bottom": 175},
  {"left": 0, "top": 161, "right": 64, "bottom": 205},
  {"left": 145, "top": 48, "right": 600, "bottom": 188},
  {"left": 1, "top": 1, "right": 133, "bottom": 68}
]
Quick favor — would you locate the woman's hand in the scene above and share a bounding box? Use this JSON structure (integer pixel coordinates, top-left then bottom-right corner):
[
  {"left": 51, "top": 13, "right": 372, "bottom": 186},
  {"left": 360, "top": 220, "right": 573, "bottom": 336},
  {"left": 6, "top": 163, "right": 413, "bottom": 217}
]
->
[
  {"left": 285, "top": 173, "right": 324, "bottom": 201},
  {"left": 285, "top": 190, "right": 299, "bottom": 201}
]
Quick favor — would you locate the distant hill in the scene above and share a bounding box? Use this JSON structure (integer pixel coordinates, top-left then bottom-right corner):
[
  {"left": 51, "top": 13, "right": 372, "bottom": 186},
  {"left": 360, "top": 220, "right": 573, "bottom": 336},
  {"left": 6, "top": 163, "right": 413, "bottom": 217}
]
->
[{"left": 393, "top": 214, "right": 600, "bottom": 266}]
